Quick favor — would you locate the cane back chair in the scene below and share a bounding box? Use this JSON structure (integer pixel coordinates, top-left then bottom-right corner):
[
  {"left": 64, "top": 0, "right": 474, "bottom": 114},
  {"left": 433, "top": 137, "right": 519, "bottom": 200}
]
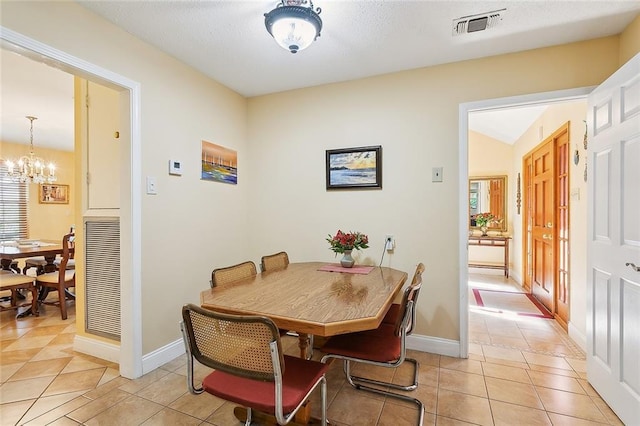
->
[
  {"left": 181, "top": 303, "right": 328, "bottom": 426},
  {"left": 210, "top": 260, "right": 257, "bottom": 288}
]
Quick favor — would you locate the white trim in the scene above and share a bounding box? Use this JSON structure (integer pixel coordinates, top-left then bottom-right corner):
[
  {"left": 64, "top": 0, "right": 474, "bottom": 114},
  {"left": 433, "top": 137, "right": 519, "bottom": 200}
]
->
[
  {"left": 458, "top": 87, "right": 595, "bottom": 360},
  {"left": 1, "top": 27, "right": 143, "bottom": 378},
  {"left": 74, "top": 335, "right": 120, "bottom": 364},
  {"left": 142, "top": 339, "right": 185, "bottom": 375},
  {"left": 407, "top": 334, "right": 460, "bottom": 358},
  {"left": 568, "top": 322, "right": 587, "bottom": 352}
]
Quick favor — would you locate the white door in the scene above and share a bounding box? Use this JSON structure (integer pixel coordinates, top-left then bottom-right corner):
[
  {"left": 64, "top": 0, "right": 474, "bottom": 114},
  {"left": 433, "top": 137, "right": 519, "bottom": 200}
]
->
[{"left": 587, "top": 52, "right": 640, "bottom": 425}]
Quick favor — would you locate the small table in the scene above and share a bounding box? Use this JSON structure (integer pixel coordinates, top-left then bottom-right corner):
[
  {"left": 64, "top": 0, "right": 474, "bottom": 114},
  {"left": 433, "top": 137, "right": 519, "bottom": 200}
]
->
[{"left": 468, "top": 235, "right": 511, "bottom": 277}]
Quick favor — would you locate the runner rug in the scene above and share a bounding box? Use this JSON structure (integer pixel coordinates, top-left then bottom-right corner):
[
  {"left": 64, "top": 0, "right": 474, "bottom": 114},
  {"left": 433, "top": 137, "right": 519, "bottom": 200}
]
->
[{"left": 472, "top": 289, "right": 553, "bottom": 319}]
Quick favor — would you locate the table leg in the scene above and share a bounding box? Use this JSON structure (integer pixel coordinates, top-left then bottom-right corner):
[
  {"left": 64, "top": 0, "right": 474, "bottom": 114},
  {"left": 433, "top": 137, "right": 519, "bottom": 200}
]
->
[
  {"left": 1, "top": 258, "right": 13, "bottom": 271},
  {"left": 298, "top": 332, "right": 310, "bottom": 360},
  {"left": 43, "top": 255, "right": 57, "bottom": 273}
]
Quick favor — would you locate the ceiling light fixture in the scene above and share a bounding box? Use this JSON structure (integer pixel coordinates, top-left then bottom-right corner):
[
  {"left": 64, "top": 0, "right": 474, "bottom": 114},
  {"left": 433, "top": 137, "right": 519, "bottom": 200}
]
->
[
  {"left": 5, "top": 116, "right": 56, "bottom": 184},
  {"left": 264, "top": 0, "right": 322, "bottom": 54}
]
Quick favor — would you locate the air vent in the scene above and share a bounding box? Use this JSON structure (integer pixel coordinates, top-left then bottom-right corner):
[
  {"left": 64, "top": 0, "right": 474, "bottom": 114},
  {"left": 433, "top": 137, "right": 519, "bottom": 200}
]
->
[{"left": 453, "top": 9, "right": 505, "bottom": 36}]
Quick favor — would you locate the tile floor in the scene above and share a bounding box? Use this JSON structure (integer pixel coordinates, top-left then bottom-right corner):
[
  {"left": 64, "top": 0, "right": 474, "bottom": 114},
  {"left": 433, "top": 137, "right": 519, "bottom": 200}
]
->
[{"left": 0, "top": 274, "right": 623, "bottom": 425}]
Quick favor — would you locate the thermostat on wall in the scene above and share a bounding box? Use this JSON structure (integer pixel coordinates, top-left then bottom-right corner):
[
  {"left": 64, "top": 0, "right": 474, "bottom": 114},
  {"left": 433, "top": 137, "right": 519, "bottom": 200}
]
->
[{"left": 169, "top": 159, "right": 182, "bottom": 176}]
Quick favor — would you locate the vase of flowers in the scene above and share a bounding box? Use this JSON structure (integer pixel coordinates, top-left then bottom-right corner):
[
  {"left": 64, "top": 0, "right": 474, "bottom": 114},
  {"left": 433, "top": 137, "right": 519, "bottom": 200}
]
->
[
  {"left": 474, "top": 212, "right": 495, "bottom": 236},
  {"left": 327, "top": 230, "right": 369, "bottom": 268}
]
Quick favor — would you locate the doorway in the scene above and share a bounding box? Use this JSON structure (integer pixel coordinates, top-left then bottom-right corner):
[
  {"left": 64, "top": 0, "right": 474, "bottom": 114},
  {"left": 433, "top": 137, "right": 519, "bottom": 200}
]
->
[
  {"left": 1, "top": 29, "right": 142, "bottom": 378},
  {"left": 459, "top": 88, "right": 591, "bottom": 358}
]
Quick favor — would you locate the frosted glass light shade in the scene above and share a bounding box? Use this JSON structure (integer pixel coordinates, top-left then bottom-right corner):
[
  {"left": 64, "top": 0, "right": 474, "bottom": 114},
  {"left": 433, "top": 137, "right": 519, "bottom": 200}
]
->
[{"left": 264, "top": 2, "right": 322, "bottom": 54}]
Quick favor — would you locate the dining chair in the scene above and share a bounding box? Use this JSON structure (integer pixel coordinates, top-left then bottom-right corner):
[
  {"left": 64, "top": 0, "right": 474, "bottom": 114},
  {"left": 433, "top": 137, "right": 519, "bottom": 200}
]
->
[
  {"left": 320, "top": 263, "right": 425, "bottom": 426},
  {"left": 210, "top": 260, "right": 257, "bottom": 288},
  {"left": 0, "top": 270, "right": 39, "bottom": 315},
  {"left": 260, "top": 251, "right": 289, "bottom": 272},
  {"left": 259, "top": 251, "right": 309, "bottom": 355},
  {"left": 35, "top": 233, "right": 75, "bottom": 320},
  {"left": 23, "top": 256, "right": 47, "bottom": 275},
  {"left": 180, "top": 303, "right": 328, "bottom": 426},
  {"left": 382, "top": 262, "right": 425, "bottom": 325}
]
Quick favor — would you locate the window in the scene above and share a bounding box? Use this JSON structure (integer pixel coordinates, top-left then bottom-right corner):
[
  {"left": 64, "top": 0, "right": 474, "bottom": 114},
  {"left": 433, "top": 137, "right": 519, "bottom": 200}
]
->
[{"left": 0, "top": 165, "right": 29, "bottom": 240}]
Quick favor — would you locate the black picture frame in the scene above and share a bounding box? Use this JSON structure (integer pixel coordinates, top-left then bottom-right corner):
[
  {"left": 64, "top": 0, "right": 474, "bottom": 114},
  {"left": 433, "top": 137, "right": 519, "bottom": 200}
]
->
[{"left": 326, "top": 145, "right": 382, "bottom": 190}]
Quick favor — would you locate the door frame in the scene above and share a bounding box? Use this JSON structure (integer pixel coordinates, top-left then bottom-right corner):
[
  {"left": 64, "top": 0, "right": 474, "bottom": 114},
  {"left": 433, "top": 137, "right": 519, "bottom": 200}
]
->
[
  {"left": 1, "top": 27, "right": 144, "bottom": 378},
  {"left": 458, "top": 87, "right": 593, "bottom": 357}
]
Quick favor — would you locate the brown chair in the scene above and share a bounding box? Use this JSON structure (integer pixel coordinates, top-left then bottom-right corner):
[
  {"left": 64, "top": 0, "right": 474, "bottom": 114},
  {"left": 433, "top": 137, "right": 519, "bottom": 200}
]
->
[
  {"left": 23, "top": 256, "right": 47, "bottom": 275},
  {"left": 210, "top": 260, "right": 257, "bottom": 288},
  {"left": 180, "top": 303, "right": 328, "bottom": 426},
  {"left": 0, "top": 271, "right": 39, "bottom": 315},
  {"left": 260, "top": 251, "right": 289, "bottom": 272},
  {"left": 382, "top": 262, "right": 425, "bottom": 325},
  {"left": 35, "top": 233, "right": 75, "bottom": 320},
  {"left": 320, "top": 263, "right": 425, "bottom": 426}
]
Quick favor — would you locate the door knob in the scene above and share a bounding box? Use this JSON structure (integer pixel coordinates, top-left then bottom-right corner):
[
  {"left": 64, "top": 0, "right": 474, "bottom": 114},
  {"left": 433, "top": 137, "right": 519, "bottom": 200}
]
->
[
  {"left": 626, "top": 262, "right": 640, "bottom": 272},
  {"left": 546, "top": 222, "right": 553, "bottom": 228}
]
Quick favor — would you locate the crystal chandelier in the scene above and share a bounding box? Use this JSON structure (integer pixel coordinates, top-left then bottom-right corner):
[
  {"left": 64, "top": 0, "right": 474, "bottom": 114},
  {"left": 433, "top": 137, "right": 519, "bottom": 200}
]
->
[
  {"left": 5, "top": 116, "right": 56, "bottom": 184},
  {"left": 264, "top": 0, "right": 322, "bottom": 54}
]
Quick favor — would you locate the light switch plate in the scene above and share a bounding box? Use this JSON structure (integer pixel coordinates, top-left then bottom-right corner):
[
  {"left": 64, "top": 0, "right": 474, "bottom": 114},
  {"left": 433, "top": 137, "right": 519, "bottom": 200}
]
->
[
  {"left": 432, "top": 167, "right": 443, "bottom": 182},
  {"left": 146, "top": 176, "right": 158, "bottom": 195},
  {"left": 169, "top": 159, "right": 182, "bottom": 176}
]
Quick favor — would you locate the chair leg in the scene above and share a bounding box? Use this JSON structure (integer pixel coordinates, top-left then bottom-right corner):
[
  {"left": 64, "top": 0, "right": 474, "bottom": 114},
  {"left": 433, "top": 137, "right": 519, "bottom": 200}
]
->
[
  {"left": 343, "top": 359, "right": 424, "bottom": 426},
  {"left": 28, "top": 285, "right": 39, "bottom": 316},
  {"left": 58, "top": 286, "right": 68, "bottom": 320}
]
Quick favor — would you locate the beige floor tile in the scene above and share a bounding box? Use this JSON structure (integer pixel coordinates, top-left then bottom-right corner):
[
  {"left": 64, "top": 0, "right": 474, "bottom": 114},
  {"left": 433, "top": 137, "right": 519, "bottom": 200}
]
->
[
  {"left": 60, "top": 356, "right": 107, "bottom": 374},
  {"left": 377, "top": 400, "right": 422, "bottom": 426},
  {"left": 140, "top": 407, "right": 202, "bottom": 425},
  {"left": 21, "top": 325, "right": 69, "bottom": 338},
  {"left": 438, "top": 369, "right": 487, "bottom": 398},
  {"left": 536, "top": 387, "right": 608, "bottom": 423},
  {"left": 522, "top": 351, "right": 573, "bottom": 370},
  {"left": 117, "top": 368, "right": 171, "bottom": 394},
  {"left": 439, "top": 356, "right": 483, "bottom": 375},
  {"left": 66, "top": 388, "right": 132, "bottom": 423},
  {"left": 435, "top": 415, "right": 478, "bottom": 425},
  {"left": 47, "top": 333, "right": 75, "bottom": 346},
  {"left": 29, "top": 344, "right": 75, "bottom": 362},
  {"left": 19, "top": 390, "right": 85, "bottom": 424},
  {"left": 436, "top": 389, "right": 492, "bottom": 426},
  {"left": 490, "top": 400, "right": 551, "bottom": 426},
  {"left": 83, "top": 394, "right": 164, "bottom": 425},
  {"left": 169, "top": 390, "right": 225, "bottom": 420},
  {"left": 485, "top": 376, "right": 544, "bottom": 409},
  {"left": 527, "top": 369, "right": 586, "bottom": 394},
  {"left": 3, "top": 335, "right": 56, "bottom": 351},
  {"left": 21, "top": 396, "right": 91, "bottom": 426},
  {"left": 0, "top": 376, "right": 55, "bottom": 404},
  {"left": 591, "top": 396, "right": 625, "bottom": 426},
  {"left": 46, "top": 416, "right": 82, "bottom": 425},
  {"left": 42, "top": 368, "right": 105, "bottom": 397},
  {"left": 481, "top": 345, "right": 527, "bottom": 363},
  {"left": 327, "top": 386, "right": 384, "bottom": 426},
  {"left": 482, "top": 356, "right": 529, "bottom": 370},
  {"left": 8, "top": 357, "right": 72, "bottom": 381},
  {"left": 0, "top": 327, "right": 31, "bottom": 341},
  {"left": 565, "top": 357, "right": 587, "bottom": 374},
  {"left": 546, "top": 412, "right": 610, "bottom": 425},
  {"left": 134, "top": 371, "right": 188, "bottom": 406},
  {"left": 204, "top": 400, "right": 245, "bottom": 426},
  {"left": 0, "top": 398, "right": 36, "bottom": 426},
  {"left": 158, "top": 354, "right": 187, "bottom": 373},
  {"left": 481, "top": 361, "right": 531, "bottom": 384},
  {"left": 96, "top": 367, "right": 122, "bottom": 388},
  {"left": 489, "top": 334, "right": 531, "bottom": 349},
  {"left": 1, "top": 362, "right": 24, "bottom": 383},
  {"left": 528, "top": 363, "right": 580, "bottom": 377},
  {"left": 1, "top": 348, "right": 41, "bottom": 364}
]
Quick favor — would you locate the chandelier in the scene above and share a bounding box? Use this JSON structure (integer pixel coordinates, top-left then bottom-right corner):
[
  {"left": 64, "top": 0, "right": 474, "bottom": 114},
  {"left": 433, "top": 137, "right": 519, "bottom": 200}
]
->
[
  {"left": 264, "top": 0, "right": 322, "bottom": 54},
  {"left": 5, "top": 116, "right": 56, "bottom": 184}
]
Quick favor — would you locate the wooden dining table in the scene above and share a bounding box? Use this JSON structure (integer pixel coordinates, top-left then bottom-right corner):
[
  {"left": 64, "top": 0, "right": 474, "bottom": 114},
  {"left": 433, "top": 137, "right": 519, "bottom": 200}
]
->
[
  {"left": 200, "top": 261, "right": 408, "bottom": 360},
  {"left": 200, "top": 261, "right": 408, "bottom": 425},
  {"left": 0, "top": 240, "right": 64, "bottom": 273}
]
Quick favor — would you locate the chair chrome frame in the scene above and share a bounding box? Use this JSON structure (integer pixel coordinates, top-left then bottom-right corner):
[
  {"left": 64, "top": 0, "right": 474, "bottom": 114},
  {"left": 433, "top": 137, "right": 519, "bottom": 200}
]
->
[
  {"left": 320, "top": 263, "right": 425, "bottom": 426},
  {"left": 181, "top": 304, "right": 327, "bottom": 426}
]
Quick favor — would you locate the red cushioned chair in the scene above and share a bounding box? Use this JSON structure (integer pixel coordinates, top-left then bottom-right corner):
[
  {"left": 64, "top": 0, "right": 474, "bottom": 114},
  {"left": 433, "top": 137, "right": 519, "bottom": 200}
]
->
[
  {"left": 320, "top": 262, "right": 425, "bottom": 426},
  {"left": 382, "top": 262, "right": 425, "bottom": 325},
  {"left": 180, "top": 303, "right": 328, "bottom": 426}
]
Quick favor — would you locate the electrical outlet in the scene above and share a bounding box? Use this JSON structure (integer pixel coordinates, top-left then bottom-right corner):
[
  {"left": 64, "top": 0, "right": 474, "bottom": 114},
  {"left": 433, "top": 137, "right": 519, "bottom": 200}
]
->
[{"left": 385, "top": 235, "right": 395, "bottom": 251}]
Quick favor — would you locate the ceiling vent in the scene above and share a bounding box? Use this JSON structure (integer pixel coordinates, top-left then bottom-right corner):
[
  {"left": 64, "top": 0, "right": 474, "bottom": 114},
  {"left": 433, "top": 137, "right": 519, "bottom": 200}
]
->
[{"left": 453, "top": 9, "right": 505, "bottom": 36}]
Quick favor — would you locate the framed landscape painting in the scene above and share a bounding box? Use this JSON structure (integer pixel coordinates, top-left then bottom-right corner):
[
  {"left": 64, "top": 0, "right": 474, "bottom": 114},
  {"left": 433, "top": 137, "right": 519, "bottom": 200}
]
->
[
  {"left": 201, "top": 140, "right": 237, "bottom": 184},
  {"left": 326, "top": 145, "right": 382, "bottom": 190}
]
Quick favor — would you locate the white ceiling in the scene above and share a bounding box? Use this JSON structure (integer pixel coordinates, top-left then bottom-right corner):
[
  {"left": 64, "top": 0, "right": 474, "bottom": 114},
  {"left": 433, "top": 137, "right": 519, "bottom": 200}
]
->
[{"left": 2, "top": 1, "right": 639, "bottom": 151}]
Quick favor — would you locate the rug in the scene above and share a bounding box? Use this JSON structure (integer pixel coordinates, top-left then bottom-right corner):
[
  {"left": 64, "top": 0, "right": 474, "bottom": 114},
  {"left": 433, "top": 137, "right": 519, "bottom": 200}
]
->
[
  {"left": 472, "top": 289, "right": 553, "bottom": 319},
  {"left": 318, "top": 264, "right": 374, "bottom": 275}
]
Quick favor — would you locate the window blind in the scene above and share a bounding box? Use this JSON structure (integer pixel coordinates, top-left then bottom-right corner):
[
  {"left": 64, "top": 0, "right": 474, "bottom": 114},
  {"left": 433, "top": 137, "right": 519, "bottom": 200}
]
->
[{"left": 0, "top": 165, "right": 29, "bottom": 240}]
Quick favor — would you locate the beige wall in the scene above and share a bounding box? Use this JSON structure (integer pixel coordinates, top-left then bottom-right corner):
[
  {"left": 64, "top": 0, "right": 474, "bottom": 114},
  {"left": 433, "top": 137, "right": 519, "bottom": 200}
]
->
[
  {"left": 2, "top": 2, "right": 638, "bottom": 355},
  {"left": 247, "top": 37, "right": 622, "bottom": 341},
  {"left": 0, "top": 141, "right": 75, "bottom": 250},
  {"left": 1, "top": 1, "right": 248, "bottom": 354}
]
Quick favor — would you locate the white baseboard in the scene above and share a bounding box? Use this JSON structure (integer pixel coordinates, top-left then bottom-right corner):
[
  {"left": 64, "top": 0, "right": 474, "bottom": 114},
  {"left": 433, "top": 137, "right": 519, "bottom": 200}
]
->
[
  {"left": 142, "top": 338, "right": 185, "bottom": 375},
  {"left": 568, "top": 323, "right": 587, "bottom": 352},
  {"left": 74, "top": 335, "right": 120, "bottom": 364},
  {"left": 407, "top": 334, "right": 461, "bottom": 358}
]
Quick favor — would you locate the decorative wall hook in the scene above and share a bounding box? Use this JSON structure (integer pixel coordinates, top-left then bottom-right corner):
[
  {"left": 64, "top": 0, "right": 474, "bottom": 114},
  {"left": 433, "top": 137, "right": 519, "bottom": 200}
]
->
[
  {"left": 574, "top": 144, "right": 580, "bottom": 165},
  {"left": 516, "top": 172, "right": 522, "bottom": 214},
  {"left": 583, "top": 120, "right": 588, "bottom": 150}
]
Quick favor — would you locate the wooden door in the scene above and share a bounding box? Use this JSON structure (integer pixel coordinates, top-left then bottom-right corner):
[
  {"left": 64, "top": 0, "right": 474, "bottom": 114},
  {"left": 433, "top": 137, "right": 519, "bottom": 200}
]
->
[
  {"left": 555, "top": 129, "right": 570, "bottom": 328},
  {"left": 530, "top": 140, "right": 555, "bottom": 312},
  {"left": 586, "top": 53, "right": 640, "bottom": 424}
]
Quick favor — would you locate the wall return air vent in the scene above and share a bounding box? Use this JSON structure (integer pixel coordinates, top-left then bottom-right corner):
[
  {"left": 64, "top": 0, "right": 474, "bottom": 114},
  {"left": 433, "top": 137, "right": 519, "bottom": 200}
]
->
[{"left": 453, "top": 9, "right": 505, "bottom": 36}]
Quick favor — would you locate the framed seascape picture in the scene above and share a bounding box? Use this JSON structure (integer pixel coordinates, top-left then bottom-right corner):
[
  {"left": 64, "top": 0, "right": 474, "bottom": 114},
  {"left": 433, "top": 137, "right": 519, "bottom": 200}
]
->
[
  {"left": 201, "top": 140, "right": 238, "bottom": 184},
  {"left": 39, "top": 184, "right": 69, "bottom": 204},
  {"left": 326, "top": 145, "right": 382, "bottom": 190}
]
